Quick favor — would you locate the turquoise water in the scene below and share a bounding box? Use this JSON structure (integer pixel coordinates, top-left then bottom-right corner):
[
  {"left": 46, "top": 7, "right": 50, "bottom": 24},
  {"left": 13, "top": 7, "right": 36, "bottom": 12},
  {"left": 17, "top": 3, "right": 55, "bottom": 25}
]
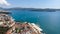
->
[{"left": 9, "top": 10, "right": 60, "bottom": 34}]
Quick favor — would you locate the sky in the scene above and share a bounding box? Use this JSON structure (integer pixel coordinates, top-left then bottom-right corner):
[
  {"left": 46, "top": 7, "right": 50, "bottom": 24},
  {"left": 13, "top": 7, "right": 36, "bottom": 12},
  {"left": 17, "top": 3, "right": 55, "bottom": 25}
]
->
[{"left": 0, "top": 0, "right": 60, "bottom": 8}]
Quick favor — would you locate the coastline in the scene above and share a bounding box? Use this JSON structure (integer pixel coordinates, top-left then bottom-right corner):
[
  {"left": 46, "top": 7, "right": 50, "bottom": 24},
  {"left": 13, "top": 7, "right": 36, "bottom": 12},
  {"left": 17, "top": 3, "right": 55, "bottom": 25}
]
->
[{"left": 0, "top": 10, "right": 43, "bottom": 34}]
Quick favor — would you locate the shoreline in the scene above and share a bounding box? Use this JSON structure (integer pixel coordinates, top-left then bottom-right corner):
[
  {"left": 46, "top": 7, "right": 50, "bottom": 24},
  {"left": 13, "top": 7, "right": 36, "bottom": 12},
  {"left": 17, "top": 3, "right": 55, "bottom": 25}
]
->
[{"left": 0, "top": 10, "right": 43, "bottom": 34}]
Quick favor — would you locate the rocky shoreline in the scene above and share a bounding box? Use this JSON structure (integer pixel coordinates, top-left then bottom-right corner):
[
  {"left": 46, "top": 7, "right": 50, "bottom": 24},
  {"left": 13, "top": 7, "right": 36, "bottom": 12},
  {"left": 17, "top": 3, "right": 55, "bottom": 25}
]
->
[
  {"left": 0, "top": 10, "right": 43, "bottom": 34},
  {"left": 15, "top": 22, "right": 43, "bottom": 34}
]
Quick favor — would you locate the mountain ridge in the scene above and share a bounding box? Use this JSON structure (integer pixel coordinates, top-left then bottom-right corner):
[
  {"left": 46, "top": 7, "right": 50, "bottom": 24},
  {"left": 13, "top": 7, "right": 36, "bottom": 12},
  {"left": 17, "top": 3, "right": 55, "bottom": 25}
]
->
[{"left": 0, "top": 7, "right": 60, "bottom": 11}]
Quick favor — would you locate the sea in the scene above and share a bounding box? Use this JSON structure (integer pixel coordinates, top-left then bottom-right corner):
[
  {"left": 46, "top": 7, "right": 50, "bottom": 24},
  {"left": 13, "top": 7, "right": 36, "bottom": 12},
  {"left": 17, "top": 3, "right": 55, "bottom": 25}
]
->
[{"left": 9, "top": 10, "right": 60, "bottom": 34}]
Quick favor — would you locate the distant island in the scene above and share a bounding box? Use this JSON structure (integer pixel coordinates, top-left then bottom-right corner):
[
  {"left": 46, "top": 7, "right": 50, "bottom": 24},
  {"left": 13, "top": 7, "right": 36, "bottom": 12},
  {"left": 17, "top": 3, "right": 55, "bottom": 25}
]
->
[{"left": 0, "top": 7, "right": 60, "bottom": 12}]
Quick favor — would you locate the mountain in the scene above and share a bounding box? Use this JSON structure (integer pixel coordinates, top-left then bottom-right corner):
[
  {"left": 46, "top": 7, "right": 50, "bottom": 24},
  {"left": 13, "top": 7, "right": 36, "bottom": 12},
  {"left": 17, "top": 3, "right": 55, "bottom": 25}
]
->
[
  {"left": 0, "top": 7, "right": 60, "bottom": 12},
  {"left": 0, "top": 7, "right": 3, "bottom": 9}
]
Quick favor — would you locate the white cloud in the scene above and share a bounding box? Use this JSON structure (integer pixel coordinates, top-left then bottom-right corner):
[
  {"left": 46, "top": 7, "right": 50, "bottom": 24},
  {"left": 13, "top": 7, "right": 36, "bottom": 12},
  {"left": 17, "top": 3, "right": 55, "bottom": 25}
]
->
[{"left": 0, "top": 0, "right": 10, "bottom": 6}]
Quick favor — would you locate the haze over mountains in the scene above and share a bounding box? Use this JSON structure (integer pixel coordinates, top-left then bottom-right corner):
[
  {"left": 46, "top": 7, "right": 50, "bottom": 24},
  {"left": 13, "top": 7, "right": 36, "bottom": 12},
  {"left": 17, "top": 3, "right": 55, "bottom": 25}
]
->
[{"left": 0, "top": 7, "right": 60, "bottom": 12}]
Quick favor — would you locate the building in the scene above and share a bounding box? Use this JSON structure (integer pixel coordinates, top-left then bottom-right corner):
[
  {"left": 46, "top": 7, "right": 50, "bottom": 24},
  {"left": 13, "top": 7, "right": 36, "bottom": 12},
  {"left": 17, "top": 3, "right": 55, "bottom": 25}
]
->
[
  {"left": 0, "top": 10, "right": 43, "bottom": 34},
  {"left": 0, "top": 10, "right": 15, "bottom": 34}
]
